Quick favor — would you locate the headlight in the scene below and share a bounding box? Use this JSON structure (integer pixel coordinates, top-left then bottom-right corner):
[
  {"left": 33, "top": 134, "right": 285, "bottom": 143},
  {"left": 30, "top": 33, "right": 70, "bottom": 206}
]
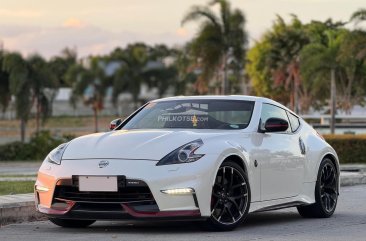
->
[
  {"left": 47, "top": 143, "right": 69, "bottom": 165},
  {"left": 156, "top": 139, "right": 204, "bottom": 166}
]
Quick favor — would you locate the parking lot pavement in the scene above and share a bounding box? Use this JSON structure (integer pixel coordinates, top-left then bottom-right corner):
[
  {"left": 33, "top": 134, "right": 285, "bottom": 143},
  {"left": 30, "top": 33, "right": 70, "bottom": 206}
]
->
[{"left": 0, "top": 185, "right": 365, "bottom": 241}]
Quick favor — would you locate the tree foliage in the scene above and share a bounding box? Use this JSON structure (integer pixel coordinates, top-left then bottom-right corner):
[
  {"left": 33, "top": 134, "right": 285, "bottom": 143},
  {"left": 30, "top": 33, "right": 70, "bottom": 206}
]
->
[
  {"left": 247, "top": 14, "right": 366, "bottom": 115},
  {"left": 0, "top": 49, "right": 10, "bottom": 113},
  {"left": 182, "top": 0, "right": 247, "bottom": 94},
  {"left": 3, "top": 5, "right": 366, "bottom": 142},
  {"left": 65, "top": 56, "right": 109, "bottom": 132},
  {"left": 2, "top": 52, "right": 57, "bottom": 141},
  {"left": 48, "top": 48, "right": 77, "bottom": 87},
  {"left": 350, "top": 8, "right": 366, "bottom": 25}
]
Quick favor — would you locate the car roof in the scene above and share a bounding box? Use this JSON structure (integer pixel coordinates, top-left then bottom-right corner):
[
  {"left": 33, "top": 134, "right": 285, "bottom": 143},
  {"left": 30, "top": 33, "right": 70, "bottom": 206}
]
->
[{"left": 152, "top": 95, "right": 296, "bottom": 115}]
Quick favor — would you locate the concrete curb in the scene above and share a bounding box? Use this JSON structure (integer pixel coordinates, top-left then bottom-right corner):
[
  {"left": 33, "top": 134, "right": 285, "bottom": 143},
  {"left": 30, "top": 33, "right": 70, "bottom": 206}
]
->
[
  {"left": 340, "top": 172, "right": 366, "bottom": 186},
  {"left": 0, "top": 171, "right": 365, "bottom": 226},
  {"left": 0, "top": 201, "right": 46, "bottom": 226},
  {"left": 0, "top": 194, "right": 45, "bottom": 226}
]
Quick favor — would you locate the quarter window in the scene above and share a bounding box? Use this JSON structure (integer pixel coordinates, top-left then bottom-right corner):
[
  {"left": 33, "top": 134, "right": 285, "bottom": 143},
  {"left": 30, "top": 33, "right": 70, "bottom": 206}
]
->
[{"left": 287, "top": 112, "right": 300, "bottom": 132}]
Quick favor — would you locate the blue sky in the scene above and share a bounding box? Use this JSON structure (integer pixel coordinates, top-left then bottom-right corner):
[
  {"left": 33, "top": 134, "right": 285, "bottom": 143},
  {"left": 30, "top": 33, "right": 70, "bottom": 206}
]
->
[{"left": 0, "top": 0, "right": 364, "bottom": 58}]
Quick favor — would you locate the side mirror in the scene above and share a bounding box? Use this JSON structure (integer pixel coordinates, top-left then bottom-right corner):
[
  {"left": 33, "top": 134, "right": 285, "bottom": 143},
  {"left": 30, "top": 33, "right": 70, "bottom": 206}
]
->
[
  {"left": 109, "top": 118, "right": 122, "bottom": 130},
  {"left": 263, "top": 117, "right": 289, "bottom": 132}
]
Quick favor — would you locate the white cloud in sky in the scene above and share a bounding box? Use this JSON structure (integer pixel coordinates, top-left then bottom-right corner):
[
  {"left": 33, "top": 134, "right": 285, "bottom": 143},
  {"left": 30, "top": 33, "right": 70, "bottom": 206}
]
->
[
  {"left": 62, "top": 18, "right": 87, "bottom": 29},
  {"left": 175, "top": 27, "right": 189, "bottom": 37},
  {"left": 0, "top": 21, "right": 193, "bottom": 59}
]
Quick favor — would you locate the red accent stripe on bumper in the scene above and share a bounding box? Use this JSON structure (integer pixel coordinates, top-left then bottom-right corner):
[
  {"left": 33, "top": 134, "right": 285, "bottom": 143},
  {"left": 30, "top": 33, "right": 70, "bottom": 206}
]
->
[
  {"left": 37, "top": 201, "right": 75, "bottom": 215},
  {"left": 121, "top": 204, "right": 201, "bottom": 218}
]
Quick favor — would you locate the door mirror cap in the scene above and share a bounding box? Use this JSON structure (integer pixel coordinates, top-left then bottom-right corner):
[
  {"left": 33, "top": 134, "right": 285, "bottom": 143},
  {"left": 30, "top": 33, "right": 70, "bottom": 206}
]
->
[
  {"left": 109, "top": 118, "right": 122, "bottom": 130},
  {"left": 263, "top": 118, "right": 289, "bottom": 132}
]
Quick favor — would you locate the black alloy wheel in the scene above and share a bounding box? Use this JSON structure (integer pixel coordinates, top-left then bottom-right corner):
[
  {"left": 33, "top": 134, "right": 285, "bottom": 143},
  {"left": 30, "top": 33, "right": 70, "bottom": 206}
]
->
[
  {"left": 320, "top": 162, "right": 338, "bottom": 213},
  {"left": 297, "top": 158, "right": 338, "bottom": 218},
  {"left": 206, "top": 161, "right": 250, "bottom": 231}
]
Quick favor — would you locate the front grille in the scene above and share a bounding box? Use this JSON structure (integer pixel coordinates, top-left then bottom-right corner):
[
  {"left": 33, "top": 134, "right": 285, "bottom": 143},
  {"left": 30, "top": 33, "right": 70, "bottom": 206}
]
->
[{"left": 53, "top": 179, "right": 156, "bottom": 204}]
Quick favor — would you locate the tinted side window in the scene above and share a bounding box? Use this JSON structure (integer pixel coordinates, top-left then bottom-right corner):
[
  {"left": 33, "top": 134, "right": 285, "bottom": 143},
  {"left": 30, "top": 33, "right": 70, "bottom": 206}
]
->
[
  {"left": 260, "top": 103, "right": 290, "bottom": 133},
  {"left": 287, "top": 112, "right": 300, "bottom": 132}
]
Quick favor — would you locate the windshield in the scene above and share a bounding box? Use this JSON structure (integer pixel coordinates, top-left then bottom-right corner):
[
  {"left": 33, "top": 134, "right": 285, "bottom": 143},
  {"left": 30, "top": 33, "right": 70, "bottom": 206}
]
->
[{"left": 122, "top": 99, "right": 255, "bottom": 130}]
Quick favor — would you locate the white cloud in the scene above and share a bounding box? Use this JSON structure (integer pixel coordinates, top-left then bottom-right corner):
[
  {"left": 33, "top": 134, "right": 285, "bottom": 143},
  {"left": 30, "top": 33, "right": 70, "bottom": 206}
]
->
[
  {"left": 176, "top": 27, "right": 189, "bottom": 37},
  {"left": 0, "top": 23, "right": 193, "bottom": 59},
  {"left": 62, "top": 18, "right": 86, "bottom": 28}
]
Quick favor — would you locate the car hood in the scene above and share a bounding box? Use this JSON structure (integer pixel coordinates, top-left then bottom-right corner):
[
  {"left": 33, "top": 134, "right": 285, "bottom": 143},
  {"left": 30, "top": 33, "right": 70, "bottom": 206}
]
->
[{"left": 62, "top": 129, "right": 229, "bottom": 160}]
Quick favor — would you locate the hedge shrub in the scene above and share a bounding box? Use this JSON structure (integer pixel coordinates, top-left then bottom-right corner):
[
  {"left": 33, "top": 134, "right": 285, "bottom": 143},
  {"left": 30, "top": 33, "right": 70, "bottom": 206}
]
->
[
  {"left": 0, "top": 131, "right": 74, "bottom": 161},
  {"left": 324, "top": 135, "right": 366, "bottom": 164}
]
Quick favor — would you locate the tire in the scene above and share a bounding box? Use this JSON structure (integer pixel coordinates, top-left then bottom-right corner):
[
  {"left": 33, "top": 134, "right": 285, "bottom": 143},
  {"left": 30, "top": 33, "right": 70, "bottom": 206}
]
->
[
  {"left": 204, "top": 161, "right": 251, "bottom": 231},
  {"left": 297, "top": 158, "right": 338, "bottom": 218},
  {"left": 49, "top": 218, "right": 96, "bottom": 228}
]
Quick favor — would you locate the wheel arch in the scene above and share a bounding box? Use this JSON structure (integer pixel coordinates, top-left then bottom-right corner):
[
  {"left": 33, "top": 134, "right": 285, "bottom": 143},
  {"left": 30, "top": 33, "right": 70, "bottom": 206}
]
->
[
  {"left": 218, "top": 154, "right": 252, "bottom": 199},
  {"left": 323, "top": 153, "right": 339, "bottom": 175},
  {"left": 209, "top": 150, "right": 251, "bottom": 189},
  {"left": 222, "top": 154, "right": 248, "bottom": 175}
]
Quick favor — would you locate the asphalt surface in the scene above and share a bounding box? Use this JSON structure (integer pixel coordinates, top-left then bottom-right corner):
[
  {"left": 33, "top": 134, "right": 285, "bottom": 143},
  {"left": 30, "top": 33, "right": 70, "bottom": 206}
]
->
[
  {"left": 0, "top": 162, "right": 40, "bottom": 175},
  {"left": 1, "top": 185, "right": 365, "bottom": 241}
]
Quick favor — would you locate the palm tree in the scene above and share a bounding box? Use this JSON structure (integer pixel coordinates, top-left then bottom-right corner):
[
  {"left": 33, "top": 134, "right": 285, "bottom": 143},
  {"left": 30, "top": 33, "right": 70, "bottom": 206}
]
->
[
  {"left": 3, "top": 52, "right": 57, "bottom": 141},
  {"left": 300, "top": 29, "right": 346, "bottom": 134},
  {"left": 336, "top": 30, "right": 366, "bottom": 113},
  {"left": 246, "top": 38, "right": 279, "bottom": 99},
  {"left": 2, "top": 52, "right": 32, "bottom": 142},
  {"left": 0, "top": 47, "right": 10, "bottom": 114},
  {"left": 350, "top": 8, "right": 366, "bottom": 24},
  {"left": 144, "top": 45, "right": 179, "bottom": 98},
  {"left": 145, "top": 65, "right": 177, "bottom": 98},
  {"left": 27, "top": 55, "right": 58, "bottom": 132},
  {"left": 172, "top": 45, "right": 198, "bottom": 95},
  {"left": 265, "top": 15, "right": 309, "bottom": 112},
  {"left": 349, "top": 9, "right": 366, "bottom": 63},
  {"left": 65, "top": 57, "right": 108, "bottom": 132},
  {"left": 181, "top": 0, "right": 247, "bottom": 94},
  {"left": 49, "top": 47, "right": 77, "bottom": 87},
  {"left": 111, "top": 44, "right": 149, "bottom": 109}
]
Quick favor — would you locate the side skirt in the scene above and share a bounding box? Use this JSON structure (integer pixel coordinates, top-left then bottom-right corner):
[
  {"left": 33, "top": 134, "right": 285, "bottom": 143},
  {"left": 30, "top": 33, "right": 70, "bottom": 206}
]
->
[{"left": 253, "top": 201, "right": 308, "bottom": 213}]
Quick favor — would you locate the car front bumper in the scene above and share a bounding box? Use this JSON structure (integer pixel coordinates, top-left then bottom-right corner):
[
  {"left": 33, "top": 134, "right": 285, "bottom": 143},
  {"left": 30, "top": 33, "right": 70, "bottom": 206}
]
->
[{"left": 35, "top": 155, "right": 220, "bottom": 219}]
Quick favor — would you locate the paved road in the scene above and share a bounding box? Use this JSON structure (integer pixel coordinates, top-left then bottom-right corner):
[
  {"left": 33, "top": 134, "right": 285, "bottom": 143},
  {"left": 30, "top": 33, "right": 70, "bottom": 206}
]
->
[
  {"left": 0, "top": 162, "right": 40, "bottom": 175},
  {"left": 1, "top": 185, "right": 366, "bottom": 241}
]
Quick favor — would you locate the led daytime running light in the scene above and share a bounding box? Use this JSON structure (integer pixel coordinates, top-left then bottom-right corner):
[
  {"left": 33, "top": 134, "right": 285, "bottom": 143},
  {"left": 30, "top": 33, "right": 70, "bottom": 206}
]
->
[{"left": 161, "top": 188, "right": 195, "bottom": 195}]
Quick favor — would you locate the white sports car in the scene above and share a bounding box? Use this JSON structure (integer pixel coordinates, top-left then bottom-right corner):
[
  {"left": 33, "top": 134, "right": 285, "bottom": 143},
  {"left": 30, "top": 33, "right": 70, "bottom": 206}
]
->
[{"left": 35, "top": 96, "right": 339, "bottom": 231}]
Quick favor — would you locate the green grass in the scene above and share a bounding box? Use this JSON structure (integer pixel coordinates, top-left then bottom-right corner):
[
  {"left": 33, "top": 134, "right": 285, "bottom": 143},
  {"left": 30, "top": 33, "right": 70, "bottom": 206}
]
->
[{"left": 0, "top": 181, "right": 34, "bottom": 195}]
